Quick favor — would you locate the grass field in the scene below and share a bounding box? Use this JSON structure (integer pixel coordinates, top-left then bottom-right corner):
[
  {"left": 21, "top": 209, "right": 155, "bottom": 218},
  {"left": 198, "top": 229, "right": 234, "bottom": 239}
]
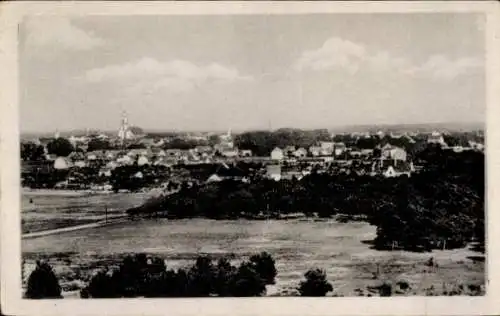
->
[
  {"left": 21, "top": 191, "right": 148, "bottom": 233},
  {"left": 22, "top": 217, "right": 485, "bottom": 297}
]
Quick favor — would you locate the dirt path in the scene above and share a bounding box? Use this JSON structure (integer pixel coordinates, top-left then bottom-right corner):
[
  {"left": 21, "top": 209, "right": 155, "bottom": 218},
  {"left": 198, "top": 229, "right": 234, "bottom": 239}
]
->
[{"left": 22, "top": 215, "right": 129, "bottom": 239}]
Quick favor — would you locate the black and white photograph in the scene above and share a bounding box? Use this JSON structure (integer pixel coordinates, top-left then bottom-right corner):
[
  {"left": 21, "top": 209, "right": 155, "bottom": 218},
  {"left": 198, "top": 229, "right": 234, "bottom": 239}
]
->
[{"left": 1, "top": 1, "right": 499, "bottom": 316}]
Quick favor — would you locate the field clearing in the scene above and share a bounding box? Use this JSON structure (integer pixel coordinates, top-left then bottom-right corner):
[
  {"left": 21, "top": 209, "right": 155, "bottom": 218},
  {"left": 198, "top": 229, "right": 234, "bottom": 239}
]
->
[
  {"left": 23, "top": 218, "right": 485, "bottom": 297},
  {"left": 21, "top": 191, "right": 149, "bottom": 233}
]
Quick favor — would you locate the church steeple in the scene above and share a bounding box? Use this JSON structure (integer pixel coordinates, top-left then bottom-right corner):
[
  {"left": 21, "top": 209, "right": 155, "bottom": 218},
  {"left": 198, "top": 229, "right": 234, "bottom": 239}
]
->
[{"left": 118, "top": 110, "right": 132, "bottom": 144}]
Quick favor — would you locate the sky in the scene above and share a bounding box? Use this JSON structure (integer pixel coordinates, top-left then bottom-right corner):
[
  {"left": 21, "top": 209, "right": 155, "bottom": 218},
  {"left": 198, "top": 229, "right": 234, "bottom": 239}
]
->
[{"left": 19, "top": 13, "right": 486, "bottom": 133}]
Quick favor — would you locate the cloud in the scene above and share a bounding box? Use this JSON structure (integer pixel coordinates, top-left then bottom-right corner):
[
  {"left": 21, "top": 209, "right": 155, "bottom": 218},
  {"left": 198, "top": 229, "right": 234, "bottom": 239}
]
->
[
  {"left": 84, "top": 57, "right": 253, "bottom": 94},
  {"left": 294, "top": 37, "right": 366, "bottom": 74},
  {"left": 24, "top": 17, "right": 104, "bottom": 51},
  {"left": 294, "top": 36, "right": 483, "bottom": 81},
  {"left": 407, "top": 55, "right": 484, "bottom": 80}
]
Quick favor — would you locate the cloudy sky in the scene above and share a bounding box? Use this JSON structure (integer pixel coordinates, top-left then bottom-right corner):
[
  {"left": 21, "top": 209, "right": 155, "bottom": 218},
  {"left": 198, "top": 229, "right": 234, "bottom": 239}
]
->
[{"left": 19, "top": 13, "right": 485, "bottom": 133}]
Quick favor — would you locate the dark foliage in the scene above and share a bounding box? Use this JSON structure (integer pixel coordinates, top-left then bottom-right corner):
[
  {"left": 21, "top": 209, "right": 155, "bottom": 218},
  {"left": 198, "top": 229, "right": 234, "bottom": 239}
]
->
[
  {"left": 298, "top": 269, "right": 333, "bottom": 296},
  {"left": 21, "top": 142, "right": 46, "bottom": 161},
  {"left": 25, "top": 261, "right": 62, "bottom": 299},
  {"left": 249, "top": 252, "right": 277, "bottom": 285},
  {"left": 46, "top": 137, "right": 74, "bottom": 157},
  {"left": 82, "top": 253, "right": 273, "bottom": 298},
  {"left": 87, "top": 139, "right": 113, "bottom": 152}
]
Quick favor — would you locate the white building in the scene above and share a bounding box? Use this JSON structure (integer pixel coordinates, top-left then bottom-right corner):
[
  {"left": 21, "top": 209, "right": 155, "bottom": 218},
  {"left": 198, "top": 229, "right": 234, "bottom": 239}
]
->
[
  {"left": 54, "top": 157, "right": 70, "bottom": 170},
  {"left": 117, "top": 111, "right": 135, "bottom": 143},
  {"left": 137, "top": 155, "right": 149, "bottom": 166},
  {"left": 270, "top": 147, "right": 284, "bottom": 161}
]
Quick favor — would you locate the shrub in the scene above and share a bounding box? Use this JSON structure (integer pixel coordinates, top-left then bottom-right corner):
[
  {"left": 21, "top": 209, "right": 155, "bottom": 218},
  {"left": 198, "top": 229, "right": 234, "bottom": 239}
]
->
[
  {"left": 25, "top": 261, "right": 62, "bottom": 299},
  {"left": 249, "top": 252, "right": 277, "bottom": 285},
  {"left": 378, "top": 281, "right": 393, "bottom": 297},
  {"left": 396, "top": 280, "right": 410, "bottom": 291},
  {"left": 84, "top": 269, "right": 117, "bottom": 298},
  {"left": 298, "top": 269, "right": 333, "bottom": 297},
  {"left": 228, "top": 262, "right": 266, "bottom": 297},
  {"left": 187, "top": 256, "right": 217, "bottom": 296},
  {"left": 214, "top": 258, "right": 237, "bottom": 296}
]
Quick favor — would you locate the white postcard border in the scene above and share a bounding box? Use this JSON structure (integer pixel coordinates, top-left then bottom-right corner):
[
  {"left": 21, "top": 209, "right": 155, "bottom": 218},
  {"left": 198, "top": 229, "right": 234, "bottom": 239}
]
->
[{"left": 1, "top": 2, "right": 499, "bottom": 316}]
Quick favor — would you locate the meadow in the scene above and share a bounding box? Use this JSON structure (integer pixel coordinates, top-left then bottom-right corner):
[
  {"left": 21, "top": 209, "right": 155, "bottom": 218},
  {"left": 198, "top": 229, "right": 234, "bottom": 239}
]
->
[
  {"left": 23, "top": 216, "right": 485, "bottom": 297},
  {"left": 22, "top": 191, "right": 148, "bottom": 233}
]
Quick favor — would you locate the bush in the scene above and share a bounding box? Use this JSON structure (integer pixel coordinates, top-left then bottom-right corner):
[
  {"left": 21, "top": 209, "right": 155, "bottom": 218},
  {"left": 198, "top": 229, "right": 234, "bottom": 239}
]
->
[
  {"left": 249, "top": 252, "right": 277, "bottom": 285},
  {"left": 298, "top": 269, "right": 333, "bottom": 297},
  {"left": 187, "top": 256, "right": 217, "bottom": 296},
  {"left": 25, "top": 261, "right": 62, "bottom": 299},
  {"left": 81, "top": 253, "right": 274, "bottom": 298},
  {"left": 378, "top": 281, "right": 393, "bottom": 297},
  {"left": 228, "top": 262, "right": 266, "bottom": 297},
  {"left": 396, "top": 280, "right": 410, "bottom": 291},
  {"left": 84, "top": 269, "right": 117, "bottom": 298}
]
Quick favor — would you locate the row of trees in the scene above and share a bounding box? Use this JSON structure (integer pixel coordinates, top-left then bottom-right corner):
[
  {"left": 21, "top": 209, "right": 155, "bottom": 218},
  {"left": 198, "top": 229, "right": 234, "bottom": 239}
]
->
[
  {"left": 129, "top": 148, "right": 484, "bottom": 252},
  {"left": 25, "top": 252, "right": 334, "bottom": 298}
]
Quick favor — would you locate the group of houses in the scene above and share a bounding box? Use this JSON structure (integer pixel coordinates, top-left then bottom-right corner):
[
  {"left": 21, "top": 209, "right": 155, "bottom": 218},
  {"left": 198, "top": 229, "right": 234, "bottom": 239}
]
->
[{"left": 263, "top": 142, "right": 415, "bottom": 181}]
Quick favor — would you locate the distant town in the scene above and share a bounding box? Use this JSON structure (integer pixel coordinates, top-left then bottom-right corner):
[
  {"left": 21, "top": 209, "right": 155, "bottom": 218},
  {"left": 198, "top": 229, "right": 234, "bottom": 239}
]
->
[{"left": 20, "top": 112, "right": 485, "bottom": 193}]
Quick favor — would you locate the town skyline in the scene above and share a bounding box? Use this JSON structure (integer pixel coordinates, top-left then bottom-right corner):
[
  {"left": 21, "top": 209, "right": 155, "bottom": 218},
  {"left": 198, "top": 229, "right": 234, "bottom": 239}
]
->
[{"left": 20, "top": 13, "right": 485, "bottom": 133}]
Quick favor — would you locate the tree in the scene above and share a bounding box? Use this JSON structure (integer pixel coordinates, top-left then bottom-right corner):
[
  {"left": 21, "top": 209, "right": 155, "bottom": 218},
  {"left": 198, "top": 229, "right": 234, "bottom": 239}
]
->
[
  {"left": 298, "top": 269, "right": 333, "bottom": 297},
  {"left": 46, "top": 138, "right": 74, "bottom": 157},
  {"left": 84, "top": 269, "right": 118, "bottom": 298},
  {"left": 249, "top": 252, "right": 277, "bottom": 285},
  {"left": 87, "top": 138, "right": 112, "bottom": 152},
  {"left": 187, "top": 256, "right": 216, "bottom": 296},
  {"left": 25, "top": 261, "right": 62, "bottom": 299},
  {"left": 228, "top": 262, "right": 266, "bottom": 297},
  {"left": 21, "top": 142, "right": 46, "bottom": 161}
]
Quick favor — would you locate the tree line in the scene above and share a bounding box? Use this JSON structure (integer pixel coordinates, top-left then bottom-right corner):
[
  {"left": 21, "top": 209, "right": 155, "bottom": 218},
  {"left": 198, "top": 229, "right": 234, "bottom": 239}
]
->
[{"left": 25, "top": 252, "right": 335, "bottom": 298}]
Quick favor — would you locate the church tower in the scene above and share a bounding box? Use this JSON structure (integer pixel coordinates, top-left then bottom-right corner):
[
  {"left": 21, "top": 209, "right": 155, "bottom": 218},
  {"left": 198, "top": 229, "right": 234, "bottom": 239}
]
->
[{"left": 118, "top": 111, "right": 133, "bottom": 144}]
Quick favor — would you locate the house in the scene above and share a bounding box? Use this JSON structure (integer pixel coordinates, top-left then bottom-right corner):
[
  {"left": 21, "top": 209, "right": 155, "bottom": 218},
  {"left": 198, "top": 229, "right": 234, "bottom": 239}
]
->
[
  {"left": 54, "top": 157, "right": 71, "bottom": 170},
  {"left": 220, "top": 148, "right": 239, "bottom": 158},
  {"left": 270, "top": 147, "right": 284, "bottom": 161},
  {"left": 468, "top": 141, "right": 485, "bottom": 151},
  {"left": 320, "top": 141, "right": 335, "bottom": 150},
  {"left": 380, "top": 144, "right": 407, "bottom": 161},
  {"left": 334, "top": 143, "right": 346, "bottom": 156},
  {"left": 266, "top": 164, "right": 281, "bottom": 181},
  {"left": 137, "top": 155, "right": 149, "bottom": 166},
  {"left": 372, "top": 159, "right": 414, "bottom": 178},
  {"left": 73, "top": 160, "right": 87, "bottom": 168},
  {"left": 239, "top": 149, "right": 252, "bottom": 157},
  {"left": 195, "top": 146, "right": 213, "bottom": 154},
  {"left": 68, "top": 151, "right": 86, "bottom": 162},
  {"left": 361, "top": 149, "right": 374, "bottom": 156},
  {"left": 206, "top": 173, "right": 223, "bottom": 183},
  {"left": 205, "top": 163, "right": 247, "bottom": 183},
  {"left": 383, "top": 161, "right": 414, "bottom": 178},
  {"left": 155, "top": 149, "right": 167, "bottom": 157},
  {"left": 116, "top": 155, "right": 133, "bottom": 165},
  {"left": 350, "top": 150, "right": 362, "bottom": 158},
  {"left": 98, "top": 167, "right": 112, "bottom": 178},
  {"left": 106, "top": 161, "right": 119, "bottom": 170},
  {"left": 293, "top": 148, "right": 308, "bottom": 158},
  {"left": 427, "top": 131, "right": 448, "bottom": 147},
  {"left": 403, "top": 134, "right": 416, "bottom": 144},
  {"left": 322, "top": 156, "right": 334, "bottom": 163},
  {"left": 309, "top": 146, "right": 322, "bottom": 157},
  {"left": 165, "top": 149, "right": 183, "bottom": 157},
  {"left": 281, "top": 171, "right": 303, "bottom": 181}
]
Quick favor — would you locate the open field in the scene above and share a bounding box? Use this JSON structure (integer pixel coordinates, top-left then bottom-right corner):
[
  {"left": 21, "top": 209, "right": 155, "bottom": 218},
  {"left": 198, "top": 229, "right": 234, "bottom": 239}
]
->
[
  {"left": 22, "top": 191, "right": 148, "bottom": 233},
  {"left": 23, "top": 218, "right": 485, "bottom": 297}
]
